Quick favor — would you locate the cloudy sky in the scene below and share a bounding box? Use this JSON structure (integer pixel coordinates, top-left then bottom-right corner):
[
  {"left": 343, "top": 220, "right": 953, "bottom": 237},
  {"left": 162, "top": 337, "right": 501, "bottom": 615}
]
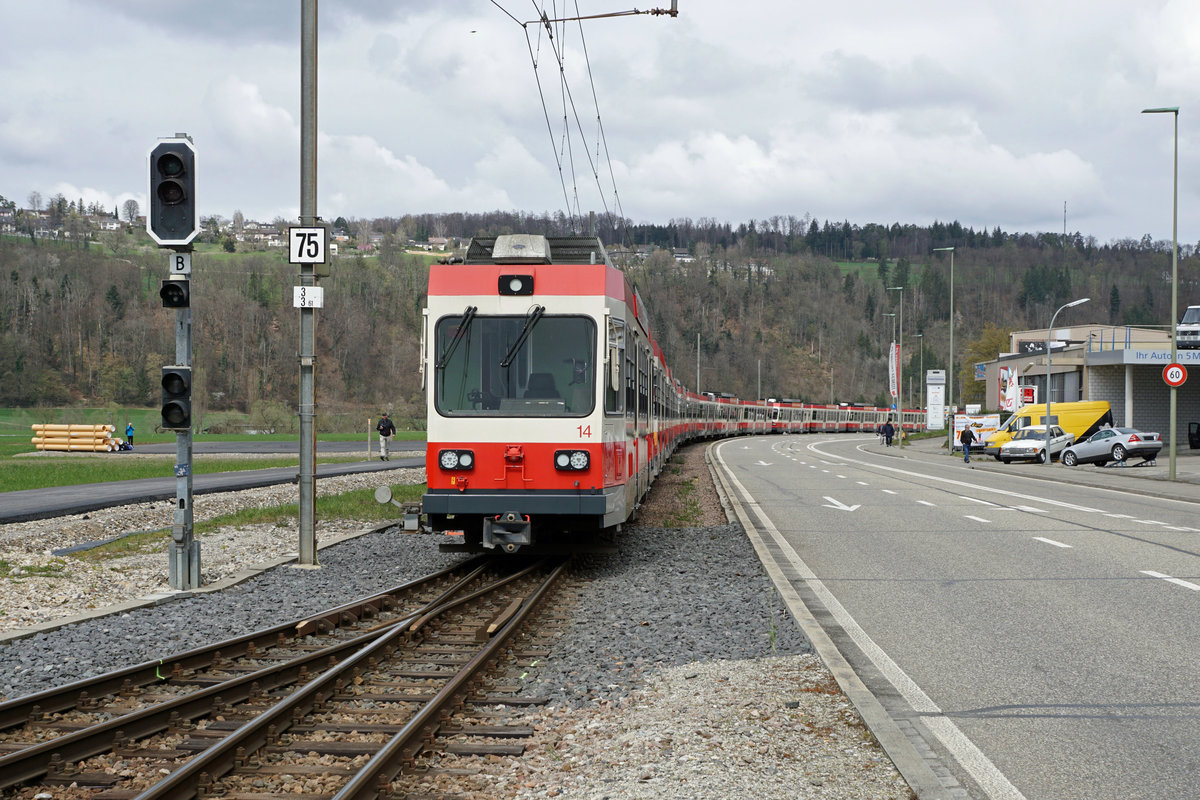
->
[{"left": 2, "top": 1, "right": 1198, "bottom": 244}]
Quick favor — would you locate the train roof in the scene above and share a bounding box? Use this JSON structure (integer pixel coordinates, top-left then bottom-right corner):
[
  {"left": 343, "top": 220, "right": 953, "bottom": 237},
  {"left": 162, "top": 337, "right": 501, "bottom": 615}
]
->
[{"left": 463, "top": 234, "right": 614, "bottom": 266}]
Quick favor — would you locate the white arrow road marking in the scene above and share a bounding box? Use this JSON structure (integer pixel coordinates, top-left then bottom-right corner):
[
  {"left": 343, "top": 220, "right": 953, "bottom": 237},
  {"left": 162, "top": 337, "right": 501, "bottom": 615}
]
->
[
  {"left": 822, "top": 496, "right": 861, "bottom": 511},
  {"left": 755, "top": 460, "right": 773, "bottom": 466}
]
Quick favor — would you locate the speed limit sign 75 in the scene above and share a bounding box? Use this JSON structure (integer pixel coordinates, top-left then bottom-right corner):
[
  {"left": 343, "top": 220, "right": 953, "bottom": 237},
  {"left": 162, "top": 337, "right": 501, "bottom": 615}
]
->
[
  {"left": 289, "top": 226, "right": 327, "bottom": 264},
  {"left": 1163, "top": 363, "right": 1188, "bottom": 388}
]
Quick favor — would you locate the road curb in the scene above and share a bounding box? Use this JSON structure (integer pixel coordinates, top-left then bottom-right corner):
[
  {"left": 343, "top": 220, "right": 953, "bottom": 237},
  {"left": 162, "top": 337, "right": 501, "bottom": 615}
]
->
[{"left": 706, "top": 439, "right": 955, "bottom": 800}]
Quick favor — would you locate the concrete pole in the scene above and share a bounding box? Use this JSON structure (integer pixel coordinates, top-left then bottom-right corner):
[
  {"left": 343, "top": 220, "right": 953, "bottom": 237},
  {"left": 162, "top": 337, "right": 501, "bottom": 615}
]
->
[{"left": 297, "top": 0, "right": 318, "bottom": 564}]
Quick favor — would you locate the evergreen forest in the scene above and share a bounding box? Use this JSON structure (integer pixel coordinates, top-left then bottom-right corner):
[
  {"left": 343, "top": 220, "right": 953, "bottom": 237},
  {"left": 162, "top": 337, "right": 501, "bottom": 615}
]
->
[{"left": 1, "top": 210, "right": 1195, "bottom": 431}]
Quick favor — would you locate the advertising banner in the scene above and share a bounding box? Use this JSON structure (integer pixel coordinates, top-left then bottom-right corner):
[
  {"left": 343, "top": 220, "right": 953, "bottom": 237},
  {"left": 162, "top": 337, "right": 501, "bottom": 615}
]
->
[
  {"left": 888, "top": 343, "right": 898, "bottom": 398},
  {"left": 952, "top": 413, "right": 1000, "bottom": 450},
  {"left": 927, "top": 384, "right": 945, "bottom": 429}
]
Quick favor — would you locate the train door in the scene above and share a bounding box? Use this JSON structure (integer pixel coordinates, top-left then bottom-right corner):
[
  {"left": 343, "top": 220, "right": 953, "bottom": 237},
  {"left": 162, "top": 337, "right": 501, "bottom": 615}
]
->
[
  {"left": 604, "top": 316, "right": 626, "bottom": 487},
  {"left": 625, "top": 335, "right": 638, "bottom": 512},
  {"left": 637, "top": 343, "right": 650, "bottom": 500}
]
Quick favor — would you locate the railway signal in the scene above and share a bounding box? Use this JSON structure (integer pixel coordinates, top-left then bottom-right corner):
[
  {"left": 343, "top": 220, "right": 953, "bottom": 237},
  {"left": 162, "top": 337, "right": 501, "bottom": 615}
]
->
[
  {"left": 150, "top": 134, "right": 200, "bottom": 589},
  {"left": 160, "top": 365, "right": 192, "bottom": 431},
  {"left": 147, "top": 137, "right": 198, "bottom": 247},
  {"left": 159, "top": 277, "right": 190, "bottom": 308}
]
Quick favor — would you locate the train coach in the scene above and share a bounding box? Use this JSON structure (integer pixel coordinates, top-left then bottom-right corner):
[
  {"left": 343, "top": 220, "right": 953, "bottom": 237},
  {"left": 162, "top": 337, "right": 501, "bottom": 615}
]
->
[
  {"left": 419, "top": 233, "right": 923, "bottom": 553},
  {"left": 766, "top": 400, "right": 926, "bottom": 436}
]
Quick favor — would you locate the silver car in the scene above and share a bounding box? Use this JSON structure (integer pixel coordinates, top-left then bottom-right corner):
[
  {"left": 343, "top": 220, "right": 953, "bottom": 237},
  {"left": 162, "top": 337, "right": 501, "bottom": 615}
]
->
[
  {"left": 998, "top": 425, "right": 1074, "bottom": 464},
  {"left": 1060, "top": 427, "right": 1162, "bottom": 467}
]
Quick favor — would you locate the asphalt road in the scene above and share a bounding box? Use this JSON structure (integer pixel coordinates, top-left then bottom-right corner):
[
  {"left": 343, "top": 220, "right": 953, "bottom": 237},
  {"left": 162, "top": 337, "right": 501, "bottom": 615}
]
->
[
  {"left": 126, "top": 440, "right": 423, "bottom": 455},
  {"left": 712, "top": 435, "right": 1200, "bottom": 800},
  {"left": 0, "top": 451, "right": 425, "bottom": 524}
]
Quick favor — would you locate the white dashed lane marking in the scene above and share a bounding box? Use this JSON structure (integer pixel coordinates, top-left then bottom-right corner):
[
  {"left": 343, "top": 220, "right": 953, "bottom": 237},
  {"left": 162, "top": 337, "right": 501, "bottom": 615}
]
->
[
  {"left": 1034, "top": 537, "right": 1072, "bottom": 548},
  {"left": 1141, "top": 571, "right": 1200, "bottom": 591}
]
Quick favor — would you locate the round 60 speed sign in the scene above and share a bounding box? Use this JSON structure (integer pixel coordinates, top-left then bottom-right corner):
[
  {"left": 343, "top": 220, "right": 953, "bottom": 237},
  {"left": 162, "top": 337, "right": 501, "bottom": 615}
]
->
[{"left": 1163, "top": 363, "right": 1188, "bottom": 387}]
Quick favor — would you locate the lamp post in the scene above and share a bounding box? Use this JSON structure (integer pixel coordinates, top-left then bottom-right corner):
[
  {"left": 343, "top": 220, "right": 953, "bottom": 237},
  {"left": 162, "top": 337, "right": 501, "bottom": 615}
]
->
[
  {"left": 1045, "top": 297, "right": 1090, "bottom": 466},
  {"left": 933, "top": 246, "right": 955, "bottom": 452},
  {"left": 1142, "top": 106, "right": 1179, "bottom": 480},
  {"left": 915, "top": 332, "right": 924, "bottom": 411},
  {"left": 887, "top": 286, "right": 904, "bottom": 446}
]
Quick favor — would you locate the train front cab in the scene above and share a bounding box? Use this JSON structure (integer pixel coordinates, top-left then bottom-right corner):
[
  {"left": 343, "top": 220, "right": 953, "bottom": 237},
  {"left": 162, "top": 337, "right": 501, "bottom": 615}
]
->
[{"left": 422, "top": 236, "right": 633, "bottom": 553}]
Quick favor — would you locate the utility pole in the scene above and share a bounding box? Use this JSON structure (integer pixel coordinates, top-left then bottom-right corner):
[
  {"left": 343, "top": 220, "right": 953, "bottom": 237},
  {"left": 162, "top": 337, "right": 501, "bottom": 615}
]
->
[{"left": 297, "top": 0, "right": 320, "bottom": 564}]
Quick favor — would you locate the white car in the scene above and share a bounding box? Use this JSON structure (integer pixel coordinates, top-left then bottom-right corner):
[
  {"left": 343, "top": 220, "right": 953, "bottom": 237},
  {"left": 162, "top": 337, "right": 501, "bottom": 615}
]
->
[{"left": 998, "top": 424, "right": 1074, "bottom": 464}]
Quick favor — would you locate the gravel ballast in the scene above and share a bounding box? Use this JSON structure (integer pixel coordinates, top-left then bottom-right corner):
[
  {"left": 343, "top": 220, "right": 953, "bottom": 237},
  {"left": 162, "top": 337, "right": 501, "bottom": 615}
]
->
[{"left": 0, "top": 446, "right": 915, "bottom": 799}]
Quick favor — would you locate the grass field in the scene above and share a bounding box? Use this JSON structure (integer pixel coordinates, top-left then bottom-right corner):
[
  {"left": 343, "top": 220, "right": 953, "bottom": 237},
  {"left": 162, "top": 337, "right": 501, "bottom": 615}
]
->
[
  {"left": 0, "top": 406, "right": 426, "bottom": 491},
  {"left": 0, "top": 455, "right": 380, "bottom": 493}
]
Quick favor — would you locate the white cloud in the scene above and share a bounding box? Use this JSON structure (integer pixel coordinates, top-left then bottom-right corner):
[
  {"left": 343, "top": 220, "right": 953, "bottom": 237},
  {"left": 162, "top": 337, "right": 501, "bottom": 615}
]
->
[{"left": 1, "top": 0, "right": 1199, "bottom": 242}]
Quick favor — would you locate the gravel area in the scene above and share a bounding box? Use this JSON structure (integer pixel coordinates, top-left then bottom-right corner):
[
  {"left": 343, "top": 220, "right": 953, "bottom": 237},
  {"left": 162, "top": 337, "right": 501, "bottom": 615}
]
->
[{"left": 0, "top": 444, "right": 915, "bottom": 799}]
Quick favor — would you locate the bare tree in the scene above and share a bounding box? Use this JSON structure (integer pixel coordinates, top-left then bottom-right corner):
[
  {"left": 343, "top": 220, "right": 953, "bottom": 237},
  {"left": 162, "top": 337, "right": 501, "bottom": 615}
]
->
[
  {"left": 122, "top": 198, "right": 140, "bottom": 223},
  {"left": 27, "top": 190, "right": 42, "bottom": 211}
]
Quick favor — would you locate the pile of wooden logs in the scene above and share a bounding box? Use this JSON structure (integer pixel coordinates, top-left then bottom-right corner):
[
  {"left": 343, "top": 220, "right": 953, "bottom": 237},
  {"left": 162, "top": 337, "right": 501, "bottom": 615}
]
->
[{"left": 31, "top": 424, "right": 123, "bottom": 452}]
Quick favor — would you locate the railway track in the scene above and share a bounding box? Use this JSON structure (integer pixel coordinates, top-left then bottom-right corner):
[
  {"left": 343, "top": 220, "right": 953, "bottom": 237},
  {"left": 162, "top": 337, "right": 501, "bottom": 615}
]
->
[{"left": 0, "top": 555, "right": 571, "bottom": 800}]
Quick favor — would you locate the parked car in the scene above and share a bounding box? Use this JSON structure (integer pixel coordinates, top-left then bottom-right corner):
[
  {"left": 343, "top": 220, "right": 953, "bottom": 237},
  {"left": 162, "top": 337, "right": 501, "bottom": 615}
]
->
[
  {"left": 1060, "top": 427, "right": 1162, "bottom": 467},
  {"left": 982, "top": 400, "right": 1112, "bottom": 459},
  {"left": 998, "top": 424, "right": 1074, "bottom": 463}
]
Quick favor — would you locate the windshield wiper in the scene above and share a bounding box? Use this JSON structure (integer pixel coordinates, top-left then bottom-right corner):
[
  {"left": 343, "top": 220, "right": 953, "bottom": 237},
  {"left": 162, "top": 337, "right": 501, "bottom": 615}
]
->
[
  {"left": 501, "top": 305, "right": 545, "bottom": 368},
  {"left": 436, "top": 305, "right": 477, "bottom": 370}
]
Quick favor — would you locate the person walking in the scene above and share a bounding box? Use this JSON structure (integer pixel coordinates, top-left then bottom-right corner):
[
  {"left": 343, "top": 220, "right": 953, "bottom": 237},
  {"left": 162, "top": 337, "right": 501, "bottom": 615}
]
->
[
  {"left": 960, "top": 425, "right": 976, "bottom": 463},
  {"left": 125, "top": 422, "right": 134, "bottom": 447},
  {"left": 881, "top": 420, "right": 895, "bottom": 447},
  {"left": 376, "top": 412, "right": 396, "bottom": 461}
]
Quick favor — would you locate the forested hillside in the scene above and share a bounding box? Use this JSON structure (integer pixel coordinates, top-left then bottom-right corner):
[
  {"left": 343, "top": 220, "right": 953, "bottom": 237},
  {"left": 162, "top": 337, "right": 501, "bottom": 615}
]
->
[{"left": 1, "top": 212, "right": 1195, "bottom": 429}]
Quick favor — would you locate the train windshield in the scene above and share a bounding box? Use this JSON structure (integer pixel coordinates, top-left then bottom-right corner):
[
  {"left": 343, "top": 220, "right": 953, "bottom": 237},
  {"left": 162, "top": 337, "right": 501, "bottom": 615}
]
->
[{"left": 434, "top": 313, "right": 596, "bottom": 417}]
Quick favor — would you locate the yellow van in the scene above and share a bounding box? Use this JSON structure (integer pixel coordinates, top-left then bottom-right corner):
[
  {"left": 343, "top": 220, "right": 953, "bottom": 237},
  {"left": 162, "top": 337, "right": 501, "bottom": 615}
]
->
[{"left": 981, "top": 401, "right": 1113, "bottom": 460}]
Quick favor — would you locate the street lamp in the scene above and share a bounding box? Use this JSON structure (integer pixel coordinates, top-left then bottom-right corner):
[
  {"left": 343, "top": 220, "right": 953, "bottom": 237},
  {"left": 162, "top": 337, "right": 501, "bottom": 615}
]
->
[
  {"left": 1142, "top": 105, "right": 1179, "bottom": 480},
  {"left": 1045, "top": 297, "right": 1090, "bottom": 466},
  {"left": 914, "top": 332, "right": 924, "bottom": 411},
  {"left": 887, "top": 286, "right": 904, "bottom": 446},
  {"left": 933, "top": 246, "right": 955, "bottom": 452}
]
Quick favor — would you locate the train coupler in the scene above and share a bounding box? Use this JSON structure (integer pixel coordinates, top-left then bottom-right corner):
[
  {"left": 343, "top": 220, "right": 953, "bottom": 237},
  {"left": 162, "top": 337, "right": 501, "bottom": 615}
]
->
[{"left": 483, "top": 511, "right": 532, "bottom": 553}]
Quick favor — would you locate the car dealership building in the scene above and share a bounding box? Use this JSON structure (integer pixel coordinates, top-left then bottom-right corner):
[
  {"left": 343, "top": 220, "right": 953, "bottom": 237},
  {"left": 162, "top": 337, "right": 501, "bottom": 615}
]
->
[{"left": 981, "top": 325, "right": 1200, "bottom": 448}]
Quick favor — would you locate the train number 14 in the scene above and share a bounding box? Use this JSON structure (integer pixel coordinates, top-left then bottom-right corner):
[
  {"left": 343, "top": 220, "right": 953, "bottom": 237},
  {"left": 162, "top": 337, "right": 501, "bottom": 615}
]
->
[{"left": 577, "top": 425, "right": 592, "bottom": 438}]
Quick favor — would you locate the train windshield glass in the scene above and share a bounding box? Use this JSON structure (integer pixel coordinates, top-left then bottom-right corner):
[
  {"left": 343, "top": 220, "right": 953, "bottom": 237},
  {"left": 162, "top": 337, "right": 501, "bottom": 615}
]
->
[{"left": 435, "top": 314, "right": 596, "bottom": 417}]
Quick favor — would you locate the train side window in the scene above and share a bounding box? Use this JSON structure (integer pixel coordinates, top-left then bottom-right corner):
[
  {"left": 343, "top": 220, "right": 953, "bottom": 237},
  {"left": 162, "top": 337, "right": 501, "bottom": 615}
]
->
[
  {"left": 606, "top": 317, "right": 625, "bottom": 415},
  {"left": 638, "top": 346, "right": 649, "bottom": 423},
  {"left": 629, "top": 348, "right": 636, "bottom": 415}
]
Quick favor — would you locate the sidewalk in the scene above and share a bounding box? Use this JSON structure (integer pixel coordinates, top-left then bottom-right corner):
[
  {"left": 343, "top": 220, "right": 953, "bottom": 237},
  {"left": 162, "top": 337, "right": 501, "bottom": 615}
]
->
[{"left": 862, "top": 435, "right": 1200, "bottom": 505}]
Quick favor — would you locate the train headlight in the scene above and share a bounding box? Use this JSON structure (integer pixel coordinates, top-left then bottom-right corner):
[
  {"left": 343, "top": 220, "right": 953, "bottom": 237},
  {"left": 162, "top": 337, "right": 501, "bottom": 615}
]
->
[
  {"left": 554, "top": 449, "right": 590, "bottom": 471},
  {"left": 438, "top": 449, "right": 474, "bottom": 470}
]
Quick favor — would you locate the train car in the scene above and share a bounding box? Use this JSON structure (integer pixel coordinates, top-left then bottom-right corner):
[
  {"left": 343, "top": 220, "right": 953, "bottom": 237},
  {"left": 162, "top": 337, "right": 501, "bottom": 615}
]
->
[
  {"left": 422, "top": 233, "right": 732, "bottom": 554},
  {"left": 419, "top": 233, "right": 925, "bottom": 553}
]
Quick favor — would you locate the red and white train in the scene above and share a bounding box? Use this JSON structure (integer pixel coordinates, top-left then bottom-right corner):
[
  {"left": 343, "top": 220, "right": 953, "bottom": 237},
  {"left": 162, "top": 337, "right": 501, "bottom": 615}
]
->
[{"left": 421, "top": 234, "right": 923, "bottom": 552}]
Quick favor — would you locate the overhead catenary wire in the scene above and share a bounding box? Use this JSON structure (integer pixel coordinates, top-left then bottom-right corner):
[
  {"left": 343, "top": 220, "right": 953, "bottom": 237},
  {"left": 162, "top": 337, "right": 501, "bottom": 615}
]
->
[{"left": 490, "top": 1, "right": 674, "bottom": 244}]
